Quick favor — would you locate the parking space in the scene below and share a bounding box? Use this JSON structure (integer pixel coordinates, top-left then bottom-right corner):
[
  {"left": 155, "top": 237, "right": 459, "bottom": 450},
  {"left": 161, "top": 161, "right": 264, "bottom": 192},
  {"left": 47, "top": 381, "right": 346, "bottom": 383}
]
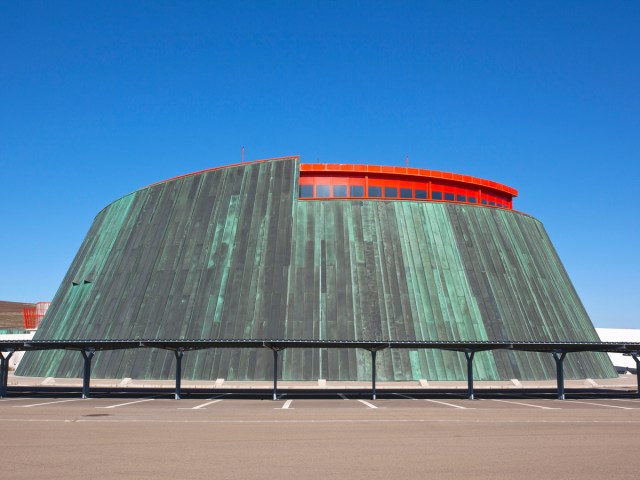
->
[{"left": 3, "top": 388, "right": 640, "bottom": 414}]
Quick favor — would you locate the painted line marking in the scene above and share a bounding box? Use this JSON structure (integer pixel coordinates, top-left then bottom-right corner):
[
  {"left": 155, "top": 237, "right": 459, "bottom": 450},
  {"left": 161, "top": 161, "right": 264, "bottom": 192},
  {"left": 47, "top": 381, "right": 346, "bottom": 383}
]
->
[
  {"left": 0, "top": 397, "right": 41, "bottom": 403},
  {"left": 490, "top": 399, "right": 559, "bottom": 410},
  {"left": 15, "top": 398, "right": 89, "bottom": 408},
  {"left": 338, "top": 393, "right": 348, "bottom": 400},
  {"left": 563, "top": 400, "right": 637, "bottom": 410},
  {"left": 424, "top": 399, "right": 472, "bottom": 409},
  {"left": 97, "top": 396, "right": 160, "bottom": 409},
  {"left": 357, "top": 400, "right": 378, "bottom": 409},
  {"left": 279, "top": 399, "right": 293, "bottom": 410},
  {"left": 180, "top": 394, "right": 230, "bottom": 410},
  {"left": 606, "top": 398, "right": 640, "bottom": 404},
  {"left": 393, "top": 393, "right": 417, "bottom": 400},
  {"left": 4, "top": 417, "right": 640, "bottom": 425}
]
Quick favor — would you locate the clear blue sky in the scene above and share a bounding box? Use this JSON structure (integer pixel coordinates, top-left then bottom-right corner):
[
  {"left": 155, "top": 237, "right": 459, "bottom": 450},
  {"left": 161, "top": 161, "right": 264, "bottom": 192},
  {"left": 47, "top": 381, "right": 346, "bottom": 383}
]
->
[{"left": 1, "top": 1, "right": 638, "bottom": 328}]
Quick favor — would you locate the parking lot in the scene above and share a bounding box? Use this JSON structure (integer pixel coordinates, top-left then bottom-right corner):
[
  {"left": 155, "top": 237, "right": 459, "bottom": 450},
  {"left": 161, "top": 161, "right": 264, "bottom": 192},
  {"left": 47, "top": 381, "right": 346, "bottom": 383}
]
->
[{"left": 3, "top": 387, "right": 640, "bottom": 479}]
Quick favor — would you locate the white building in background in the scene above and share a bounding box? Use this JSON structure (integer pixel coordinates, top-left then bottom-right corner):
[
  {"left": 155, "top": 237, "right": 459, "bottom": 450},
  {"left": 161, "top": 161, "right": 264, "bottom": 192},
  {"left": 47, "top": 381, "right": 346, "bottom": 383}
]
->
[{"left": 596, "top": 328, "right": 640, "bottom": 372}]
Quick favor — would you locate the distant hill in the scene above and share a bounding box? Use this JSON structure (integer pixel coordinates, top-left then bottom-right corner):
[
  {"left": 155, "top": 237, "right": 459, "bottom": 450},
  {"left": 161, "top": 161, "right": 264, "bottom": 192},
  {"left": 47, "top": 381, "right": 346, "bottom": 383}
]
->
[{"left": 0, "top": 301, "right": 34, "bottom": 329}]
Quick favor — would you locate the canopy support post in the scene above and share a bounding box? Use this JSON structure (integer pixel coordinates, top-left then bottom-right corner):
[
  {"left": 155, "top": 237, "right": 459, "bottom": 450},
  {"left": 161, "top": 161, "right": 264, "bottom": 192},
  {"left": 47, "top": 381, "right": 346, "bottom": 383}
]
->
[
  {"left": 272, "top": 349, "right": 279, "bottom": 401},
  {"left": 464, "top": 350, "right": 476, "bottom": 400},
  {"left": 174, "top": 348, "right": 184, "bottom": 400},
  {"left": 371, "top": 349, "right": 377, "bottom": 400},
  {"left": 0, "top": 350, "right": 15, "bottom": 398},
  {"left": 552, "top": 351, "right": 567, "bottom": 400},
  {"left": 81, "top": 348, "right": 95, "bottom": 399},
  {"left": 631, "top": 353, "right": 640, "bottom": 399}
]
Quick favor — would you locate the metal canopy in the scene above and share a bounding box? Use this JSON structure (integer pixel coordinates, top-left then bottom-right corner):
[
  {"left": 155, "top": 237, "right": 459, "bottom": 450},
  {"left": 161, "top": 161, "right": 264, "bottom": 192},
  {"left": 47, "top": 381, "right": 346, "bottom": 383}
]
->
[
  {"left": 3, "top": 339, "right": 640, "bottom": 354},
  {"left": 2, "top": 339, "right": 639, "bottom": 401}
]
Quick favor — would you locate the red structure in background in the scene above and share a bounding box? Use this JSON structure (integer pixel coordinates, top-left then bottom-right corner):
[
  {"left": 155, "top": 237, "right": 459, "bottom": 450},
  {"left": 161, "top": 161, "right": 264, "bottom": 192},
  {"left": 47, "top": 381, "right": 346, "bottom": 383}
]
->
[
  {"left": 299, "top": 164, "right": 518, "bottom": 209},
  {"left": 22, "top": 302, "right": 50, "bottom": 330}
]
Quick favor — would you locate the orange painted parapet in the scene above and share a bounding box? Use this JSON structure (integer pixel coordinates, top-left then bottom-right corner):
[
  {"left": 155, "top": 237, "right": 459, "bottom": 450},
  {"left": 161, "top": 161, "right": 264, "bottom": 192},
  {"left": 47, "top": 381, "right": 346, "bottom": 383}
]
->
[
  {"left": 22, "top": 302, "right": 51, "bottom": 330},
  {"left": 299, "top": 163, "right": 517, "bottom": 209}
]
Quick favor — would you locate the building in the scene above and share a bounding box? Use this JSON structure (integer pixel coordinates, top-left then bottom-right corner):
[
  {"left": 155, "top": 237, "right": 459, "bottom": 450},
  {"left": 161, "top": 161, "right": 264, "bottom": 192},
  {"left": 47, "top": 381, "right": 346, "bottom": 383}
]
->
[{"left": 17, "top": 156, "right": 615, "bottom": 381}]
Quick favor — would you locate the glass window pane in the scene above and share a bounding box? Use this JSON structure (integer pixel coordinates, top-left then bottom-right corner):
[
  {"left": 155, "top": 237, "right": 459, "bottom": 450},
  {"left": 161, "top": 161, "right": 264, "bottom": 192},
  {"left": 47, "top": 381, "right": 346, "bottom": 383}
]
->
[
  {"left": 444, "top": 193, "right": 455, "bottom": 201},
  {"left": 456, "top": 195, "right": 466, "bottom": 202},
  {"left": 468, "top": 196, "right": 477, "bottom": 203},
  {"left": 333, "top": 185, "right": 347, "bottom": 197},
  {"left": 481, "top": 199, "right": 487, "bottom": 205},
  {"left": 368, "top": 186, "right": 382, "bottom": 197},
  {"left": 489, "top": 201, "right": 496, "bottom": 206},
  {"left": 316, "top": 185, "right": 331, "bottom": 198},
  {"left": 415, "top": 189, "right": 427, "bottom": 199},
  {"left": 384, "top": 187, "right": 398, "bottom": 198},
  {"left": 299, "top": 185, "right": 313, "bottom": 198},
  {"left": 350, "top": 185, "right": 364, "bottom": 197},
  {"left": 431, "top": 191, "right": 442, "bottom": 200},
  {"left": 400, "top": 188, "right": 412, "bottom": 199}
]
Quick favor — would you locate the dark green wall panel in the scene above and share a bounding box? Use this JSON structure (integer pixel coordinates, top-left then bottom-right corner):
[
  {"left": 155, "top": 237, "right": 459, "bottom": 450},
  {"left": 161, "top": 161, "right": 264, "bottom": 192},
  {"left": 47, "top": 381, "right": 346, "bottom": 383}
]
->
[{"left": 18, "top": 158, "right": 616, "bottom": 381}]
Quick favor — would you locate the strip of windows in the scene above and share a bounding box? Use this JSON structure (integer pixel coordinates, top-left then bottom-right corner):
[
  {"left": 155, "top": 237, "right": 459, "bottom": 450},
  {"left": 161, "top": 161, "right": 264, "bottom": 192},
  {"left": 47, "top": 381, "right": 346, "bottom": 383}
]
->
[
  {"left": 299, "top": 183, "right": 509, "bottom": 209},
  {"left": 333, "top": 185, "right": 347, "bottom": 197},
  {"left": 400, "top": 188, "right": 412, "bottom": 199},
  {"left": 368, "top": 186, "right": 382, "bottom": 197},
  {"left": 316, "top": 185, "right": 331, "bottom": 197},
  {"left": 350, "top": 185, "right": 364, "bottom": 197},
  {"left": 300, "top": 185, "right": 314, "bottom": 198}
]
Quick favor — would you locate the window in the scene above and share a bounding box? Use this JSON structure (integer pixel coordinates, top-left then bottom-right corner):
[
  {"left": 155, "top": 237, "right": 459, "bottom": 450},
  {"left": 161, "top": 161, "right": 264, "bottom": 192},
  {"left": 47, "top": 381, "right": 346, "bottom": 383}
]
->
[
  {"left": 444, "top": 193, "right": 455, "bottom": 201},
  {"left": 368, "top": 186, "right": 382, "bottom": 197},
  {"left": 299, "top": 185, "right": 313, "bottom": 198},
  {"left": 316, "top": 185, "right": 331, "bottom": 197},
  {"left": 468, "top": 196, "right": 477, "bottom": 203},
  {"left": 432, "top": 191, "right": 442, "bottom": 200},
  {"left": 481, "top": 199, "right": 487, "bottom": 205},
  {"left": 350, "top": 185, "right": 364, "bottom": 197},
  {"left": 400, "top": 188, "right": 412, "bottom": 199},
  {"left": 456, "top": 195, "right": 466, "bottom": 202},
  {"left": 384, "top": 187, "right": 398, "bottom": 198},
  {"left": 489, "top": 201, "right": 495, "bottom": 206},
  {"left": 415, "top": 189, "right": 427, "bottom": 199},
  {"left": 333, "top": 185, "right": 347, "bottom": 197}
]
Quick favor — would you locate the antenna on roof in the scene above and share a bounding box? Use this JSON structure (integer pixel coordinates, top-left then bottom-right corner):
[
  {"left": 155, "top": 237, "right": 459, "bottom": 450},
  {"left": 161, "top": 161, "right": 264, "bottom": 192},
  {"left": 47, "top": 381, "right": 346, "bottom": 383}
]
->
[
  {"left": 242, "top": 146, "right": 245, "bottom": 163},
  {"left": 405, "top": 155, "right": 409, "bottom": 168}
]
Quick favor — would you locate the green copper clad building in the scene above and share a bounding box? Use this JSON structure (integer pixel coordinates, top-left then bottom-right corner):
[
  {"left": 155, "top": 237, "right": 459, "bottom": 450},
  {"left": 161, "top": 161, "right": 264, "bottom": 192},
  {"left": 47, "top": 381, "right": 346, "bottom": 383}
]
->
[{"left": 17, "top": 156, "right": 616, "bottom": 381}]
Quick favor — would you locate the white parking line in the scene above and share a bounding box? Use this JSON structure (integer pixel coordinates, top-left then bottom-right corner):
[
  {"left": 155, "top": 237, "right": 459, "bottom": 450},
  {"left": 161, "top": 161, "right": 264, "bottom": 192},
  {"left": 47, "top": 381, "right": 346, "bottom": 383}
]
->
[
  {"left": 15, "top": 398, "right": 89, "bottom": 408},
  {"left": 564, "top": 400, "right": 637, "bottom": 410},
  {"left": 393, "top": 393, "right": 417, "bottom": 400},
  {"left": 606, "top": 398, "right": 640, "bottom": 404},
  {"left": 424, "top": 399, "right": 472, "bottom": 410},
  {"left": 97, "top": 396, "right": 159, "bottom": 409},
  {"left": 0, "top": 397, "right": 39, "bottom": 403},
  {"left": 181, "top": 394, "right": 230, "bottom": 410},
  {"left": 280, "top": 399, "right": 293, "bottom": 410},
  {"left": 338, "top": 393, "right": 348, "bottom": 400},
  {"left": 357, "top": 400, "right": 378, "bottom": 409},
  {"left": 490, "top": 399, "right": 559, "bottom": 410}
]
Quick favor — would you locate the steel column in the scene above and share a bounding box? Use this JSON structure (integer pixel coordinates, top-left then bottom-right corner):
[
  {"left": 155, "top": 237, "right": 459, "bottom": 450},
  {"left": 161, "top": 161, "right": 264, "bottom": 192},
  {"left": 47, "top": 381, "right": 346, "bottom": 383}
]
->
[
  {"left": 272, "top": 349, "right": 279, "bottom": 401},
  {"left": 371, "top": 350, "right": 377, "bottom": 400},
  {"left": 464, "top": 350, "right": 476, "bottom": 400},
  {"left": 1, "top": 350, "right": 15, "bottom": 398},
  {"left": 552, "top": 351, "right": 567, "bottom": 400},
  {"left": 174, "top": 349, "right": 184, "bottom": 400},
  {"left": 80, "top": 349, "right": 95, "bottom": 399},
  {"left": 631, "top": 353, "right": 640, "bottom": 399}
]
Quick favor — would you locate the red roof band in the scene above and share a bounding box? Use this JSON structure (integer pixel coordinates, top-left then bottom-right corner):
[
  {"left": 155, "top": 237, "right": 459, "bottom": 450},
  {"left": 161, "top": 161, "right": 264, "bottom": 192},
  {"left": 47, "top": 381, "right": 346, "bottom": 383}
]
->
[
  {"left": 147, "top": 156, "right": 518, "bottom": 210},
  {"left": 299, "top": 163, "right": 517, "bottom": 210}
]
